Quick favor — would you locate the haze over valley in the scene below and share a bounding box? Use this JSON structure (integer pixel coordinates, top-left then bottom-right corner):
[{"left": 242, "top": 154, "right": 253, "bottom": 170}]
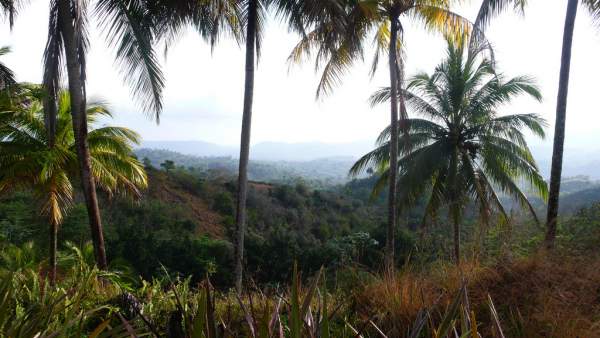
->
[{"left": 140, "top": 139, "right": 600, "bottom": 180}]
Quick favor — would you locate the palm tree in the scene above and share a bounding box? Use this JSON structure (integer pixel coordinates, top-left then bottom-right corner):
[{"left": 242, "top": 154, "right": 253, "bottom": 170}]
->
[
  {"left": 291, "top": 0, "right": 474, "bottom": 271},
  {"left": 0, "top": 85, "right": 147, "bottom": 285},
  {"left": 148, "top": 0, "right": 349, "bottom": 291},
  {"left": 232, "top": 0, "right": 350, "bottom": 292},
  {"left": 234, "top": 0, "right": 259, "bottom": 294},
  {"left": 152, "top": 0, "right": 335, "bottom": 291},
  {"left": 40, "top": 0, "right": 164, "bottom": 268},
  {"left": 545, "top": 0, "right": 600, "bottom": 248},
  {"left": 469, "top": 1, "right": 600, "bottom": 249},
  {"left": 350, "top": 41, "right": 547, "bottom": 264}
]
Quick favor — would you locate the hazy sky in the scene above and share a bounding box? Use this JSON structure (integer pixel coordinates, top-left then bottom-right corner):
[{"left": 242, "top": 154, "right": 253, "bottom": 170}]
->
[{"left": 1, "top": 0, "right": 600, "bottom": 149}]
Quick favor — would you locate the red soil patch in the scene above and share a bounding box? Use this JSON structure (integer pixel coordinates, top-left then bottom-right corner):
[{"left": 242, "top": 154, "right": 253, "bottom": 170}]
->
[
  {"left": 146, "top": 171, "right": 225, "bottom": 239},
  {"left": 249, "top": 181, "right": 274, "bottom": 193}
]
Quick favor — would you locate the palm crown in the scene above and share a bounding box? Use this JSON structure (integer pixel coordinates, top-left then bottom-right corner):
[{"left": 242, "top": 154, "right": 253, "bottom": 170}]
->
[
  {"left": 290, "top": 0, "right": 474, "bottom": 98},
  {"left": 351, "top": 41, "right": 548, "bottom": 227},
  {"left": 0, "top": 85, "right": 147, "bottom": 227}
]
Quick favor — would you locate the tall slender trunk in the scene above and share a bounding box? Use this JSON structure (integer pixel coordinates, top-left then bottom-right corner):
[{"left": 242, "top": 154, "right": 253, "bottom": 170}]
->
[
  {"left": 49, "top": 219, "right": 58, "bottom": 286},
  {"left": 452, "top": 209, "right": 460, "bottom": 265},
  {"left": 448, "top": 147, "right": 461, "bottom": 265},
  {"left": 44, "top": 92, "right": 57, "bottom": 148},
  {"left": 57, "top": 0, "right": 107, "bottom": 269},
  {"left": 545, "top": 0, "right": 578, "bottom": 249},
  {"left": 234, "top": 0, "right": 257, "bottom": 293},
  {"left": 385, "top": 11, "right": 400, "bottom": 273}
]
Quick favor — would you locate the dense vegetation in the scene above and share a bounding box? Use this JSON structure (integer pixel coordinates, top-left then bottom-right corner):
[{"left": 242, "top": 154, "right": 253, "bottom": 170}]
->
[
  {"left": 3, "top": 162, "right": 599, "bottom": 284},
  {"left": 2, "top": 167, "right": 600, "bottom": 336},
  {"left": 1, "top": 0, "right": 600, "bottom": 336}
]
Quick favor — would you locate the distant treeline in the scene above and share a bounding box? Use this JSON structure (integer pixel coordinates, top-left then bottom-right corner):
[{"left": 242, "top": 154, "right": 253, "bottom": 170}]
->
[{"left": 135, "top": 148, "right": 362, "bottom": 187}]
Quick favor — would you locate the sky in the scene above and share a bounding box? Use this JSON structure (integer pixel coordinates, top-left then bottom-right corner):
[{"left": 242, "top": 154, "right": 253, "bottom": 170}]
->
[{"left": 1, "top": 0, "right": 600, "bottom": 150}]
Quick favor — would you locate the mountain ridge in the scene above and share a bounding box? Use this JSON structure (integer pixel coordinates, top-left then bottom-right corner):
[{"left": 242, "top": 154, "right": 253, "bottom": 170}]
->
[
  {"left": 140, "top": 140, "right": 374, "bottom": 161},
  {"left": 140, "top": 140, "right": 600, "bottom": 179}
]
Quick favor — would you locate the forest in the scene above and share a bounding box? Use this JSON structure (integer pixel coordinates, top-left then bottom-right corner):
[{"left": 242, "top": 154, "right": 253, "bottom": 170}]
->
[{"left": 1, "top": 0, "right": 600, "bottom": 337}]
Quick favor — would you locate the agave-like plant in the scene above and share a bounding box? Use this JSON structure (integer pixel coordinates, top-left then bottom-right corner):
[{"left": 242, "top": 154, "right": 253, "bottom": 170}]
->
[
  {"left": 351, "top": 41, "right": 547, "bottom": 264},
  {"left": 0, "top": 239, "right": 510, "bottom": 337},
  {"left": 0, "top": 242, "right": 145, "bottom": 338},
  {"left": 0, "top": 85, "right": 147, "bottom": 285}
]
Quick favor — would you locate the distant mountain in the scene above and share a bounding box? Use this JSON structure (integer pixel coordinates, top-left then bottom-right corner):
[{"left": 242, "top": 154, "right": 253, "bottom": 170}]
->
[
  {"left": 135, "top": 148, "right": 358, "bottom": 186},
  {"left": 530, "top": 144, "right": 600, "bottom": 179},
  {"left": 140, "top": 140, "right": 600, "bottom": 179},
  {"left": 560, "top": 186, "right": 600, "bottom": 214},
  {"left": 141, "top": 140, "right": 237, "bottom": 158},
  {"left": 140, "top": 140, "right": 374, "bottom": 161},
  {"left": 249, "top": 141, "right": 374, "bottom": 161}
]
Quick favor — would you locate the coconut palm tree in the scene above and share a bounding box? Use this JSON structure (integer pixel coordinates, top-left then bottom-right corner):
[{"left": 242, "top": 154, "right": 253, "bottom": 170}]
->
[
  {"left": 544, "top": 0, "right": 600, "bottom": 248},
  {"left": 469, "top": 1, "right": 600, "bottom": 249},
  {"left": 290, "top": 0, "right": 475, "bottom": 271},
  {"left": 230, "top": 0, "right": 342, "bottom": 292},
  {"left": 233, "top": 0, "right": 259, "bottom": 294},
  {"left": 148, "top": 0, "right": 269, "bottom": 292},
  {"left": 350, "top": 41, "right": 547, "bottom": 264},
  {"left": 153, "top": 0, "right": 336, "bottom": 291},
  {"left": 40, "top": 0, "right": 164, "bottom": 268},
  {"left": 0, "top": 85, "right": 147, "bottom": 285}
]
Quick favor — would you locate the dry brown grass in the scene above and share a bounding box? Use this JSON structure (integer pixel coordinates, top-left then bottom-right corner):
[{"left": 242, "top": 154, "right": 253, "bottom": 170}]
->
[
  {"left": 146, "top": 170, "right": 225, "bottom": 238},
  {"left": 354, "top": 253, "right": 600, "bottom": 337},
  {"left": 471, "top": 253, "right": 600, "bottom": 337}
]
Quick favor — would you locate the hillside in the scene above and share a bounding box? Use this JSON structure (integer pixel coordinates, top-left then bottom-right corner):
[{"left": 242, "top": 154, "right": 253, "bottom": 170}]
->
[
  {"left": 5, "top": 165, "right": 599, "bottom": 284},
  {"left": 140, "top": 140, "right": 374, "bottom": 161},
  {"left": 4, "top": 167, "right": 600, "bottom": 336},
  {"left": 143, "top": 169, "right": 225, "bottom": 238},
  {"left": 135, "top": 148, "right": 358, "bottom": 186},
  {"left": 560, "top": 186, "right": 600, "bottom": 214}
]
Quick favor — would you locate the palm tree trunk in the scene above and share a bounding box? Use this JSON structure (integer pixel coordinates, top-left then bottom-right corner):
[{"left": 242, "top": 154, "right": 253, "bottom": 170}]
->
[
  {"left": 452, "top": 209, "right": 460, "bottom": 265},
  {"left": 57, "top": 0, "right": 107, "bottom": 269},
  {"left": 545, "top": 0, "right": 579, "bottom": 249},
  {"left": 385, "top": 11, "right": 401, "bottom": 273},
  {"left": 234, "top": 0, "right": 257, "bottom": 293},
  {"left": 49, "top": 219, "right": 58, "bottom": 286},
  {"left": 448, "top": 148, "right": 461, "bottom": 265},
  {"left": 44, "top": 91, "right": 58, "bottom": 148}
]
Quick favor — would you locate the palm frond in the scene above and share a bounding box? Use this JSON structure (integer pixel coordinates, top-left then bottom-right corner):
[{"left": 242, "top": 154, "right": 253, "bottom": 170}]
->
[
  {"left": 369, "top": 21, "right": 389, "bottom": 78},
  {"left": 473, "top": 0, "right": 527, "bottom": 31},
  {"left": 481, "top": 150, "right": 544, "bottom": 223},
  {"left": 96, "top": 0, "right": 165, "bottom": 120},
  {"left": 0, "top": 88, "right": 147, "bottom": 227},
  {"left": 43, "top": 1, "right": 63, "bottom": 142},
  {"left": 0, "top": 46, "right": 15, "bottom": 88},
  {"left": 375, "top": 118, "right": 443, "bottom": 145},
  {"left": 411, "top": 5, "right": 472, "bottom": 45},
  {"left": 583, "top": 0, "right": 600, "bottom": 27},
  {"left": 0, "top": 0, "right": 21, "bottom": 29}
]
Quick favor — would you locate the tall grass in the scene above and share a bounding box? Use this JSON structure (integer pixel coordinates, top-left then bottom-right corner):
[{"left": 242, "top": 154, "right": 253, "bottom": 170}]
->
[
  {"left": 3, "top": 242, "right": 600, "bottom": 337},
  {"left": 0, "top": 242, "right": 510, "bottom": 337}
]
